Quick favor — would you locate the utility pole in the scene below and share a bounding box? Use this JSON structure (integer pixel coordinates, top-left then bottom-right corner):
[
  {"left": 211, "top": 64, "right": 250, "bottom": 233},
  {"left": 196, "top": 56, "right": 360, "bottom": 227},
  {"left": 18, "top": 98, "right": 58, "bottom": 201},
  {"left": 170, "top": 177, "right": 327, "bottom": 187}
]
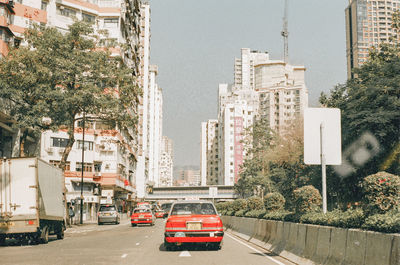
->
[
  {"left": 80, "top": 111, "right": 86, "bottom": 224},
  {"left": 281, "top": 0, "right": 289, "bottom": 64}
]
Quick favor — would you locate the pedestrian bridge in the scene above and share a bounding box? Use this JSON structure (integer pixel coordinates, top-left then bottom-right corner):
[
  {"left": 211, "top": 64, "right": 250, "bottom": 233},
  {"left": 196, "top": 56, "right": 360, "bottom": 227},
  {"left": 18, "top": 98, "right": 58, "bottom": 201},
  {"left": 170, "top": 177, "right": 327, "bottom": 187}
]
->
[{"left": 145, "top": 186, "right": 237, "bottom": 201}]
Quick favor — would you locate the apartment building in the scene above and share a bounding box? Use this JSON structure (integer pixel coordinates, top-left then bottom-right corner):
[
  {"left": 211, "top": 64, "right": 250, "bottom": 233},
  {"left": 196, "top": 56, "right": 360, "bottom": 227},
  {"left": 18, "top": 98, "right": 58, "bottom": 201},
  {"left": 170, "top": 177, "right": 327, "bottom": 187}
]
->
[
  {"left": 159, "top": 136, "right": 173, "bottom": 187},
  {"left": 200, "top": 119, "right": 218, "bottom": 186},
  {"left": 345, "top": 0, "right": 399, "bottom": 78},
  {"left": 0, "top": 0, "right": 144, "bottom": 220}
]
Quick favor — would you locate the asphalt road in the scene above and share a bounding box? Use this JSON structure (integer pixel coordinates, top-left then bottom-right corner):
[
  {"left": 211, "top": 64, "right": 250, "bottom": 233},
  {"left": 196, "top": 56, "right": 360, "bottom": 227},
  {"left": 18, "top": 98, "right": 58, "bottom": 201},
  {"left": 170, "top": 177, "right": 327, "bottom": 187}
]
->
[{"left": 0, "top": 219, "right": 295, "bottom": 265}]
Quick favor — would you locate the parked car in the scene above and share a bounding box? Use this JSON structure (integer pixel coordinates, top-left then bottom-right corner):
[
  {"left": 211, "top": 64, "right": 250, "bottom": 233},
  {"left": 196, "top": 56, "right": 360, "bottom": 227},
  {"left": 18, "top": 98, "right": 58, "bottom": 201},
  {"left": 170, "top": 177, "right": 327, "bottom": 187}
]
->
[
  {"left": 155, "top": 210, "right": 165, "bottom": 218},
  {"left": 164, "top": 200, "right": 224, "bottom": 250},
  {"left": 131, "top": 208, "right": 155, "bottom": 226},
  {"left": 98, "top": 205, "right": 120, "bottom": 225}
]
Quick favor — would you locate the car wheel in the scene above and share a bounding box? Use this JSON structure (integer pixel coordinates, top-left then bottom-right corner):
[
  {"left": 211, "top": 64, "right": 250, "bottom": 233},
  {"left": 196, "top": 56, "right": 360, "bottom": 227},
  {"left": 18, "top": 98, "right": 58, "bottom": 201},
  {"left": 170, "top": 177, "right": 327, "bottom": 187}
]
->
[
  {"left": 131, "top": 223, "right": 136, "bottom": 227},
  {"left": 56, "top": 229, "right": 64, "bottom": 240},
  {"left": 210, "top": 242, "right": 221, "bottom": 250},
  {"left": 164, "top": 241, "right": 173, "bottom": 251}
]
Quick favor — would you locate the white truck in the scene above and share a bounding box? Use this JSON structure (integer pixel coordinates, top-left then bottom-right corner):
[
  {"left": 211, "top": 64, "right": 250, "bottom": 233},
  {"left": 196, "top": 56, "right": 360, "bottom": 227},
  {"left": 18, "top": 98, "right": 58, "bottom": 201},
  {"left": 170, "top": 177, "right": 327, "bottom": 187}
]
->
[{"left": 0, "top": 157, "right": 66, "bottom": 244}]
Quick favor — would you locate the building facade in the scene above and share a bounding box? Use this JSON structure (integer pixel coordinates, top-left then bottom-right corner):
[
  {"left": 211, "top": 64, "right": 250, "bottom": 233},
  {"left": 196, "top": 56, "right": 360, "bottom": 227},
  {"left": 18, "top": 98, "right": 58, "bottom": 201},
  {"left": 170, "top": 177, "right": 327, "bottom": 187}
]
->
[
  {"left": 159, "top": 136, "right": 173, "bottom": 187},
  {"left": 200, "top": 119, "right": 218, "bottom": 186},
  {"left": 345, "top": 0, "right": 399, "bottom": 78}
]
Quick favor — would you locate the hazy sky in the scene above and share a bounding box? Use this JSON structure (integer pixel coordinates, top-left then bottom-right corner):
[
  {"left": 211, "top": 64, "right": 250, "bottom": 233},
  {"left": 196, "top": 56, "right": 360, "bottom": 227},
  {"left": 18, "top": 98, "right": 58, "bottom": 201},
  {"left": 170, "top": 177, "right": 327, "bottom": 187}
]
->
[{"left": 149, "top": 0, "right": 348, "bottom": 167}]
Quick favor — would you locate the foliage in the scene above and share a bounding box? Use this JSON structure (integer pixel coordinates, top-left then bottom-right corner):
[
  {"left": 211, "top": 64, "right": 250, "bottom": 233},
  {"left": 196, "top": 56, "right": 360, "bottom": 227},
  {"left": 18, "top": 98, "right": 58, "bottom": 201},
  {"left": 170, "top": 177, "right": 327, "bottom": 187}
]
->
[
  {"left": 264, "top": 192, "right": 286, "bottom": 211},
  {"left": 263, "top": 210, "right": 293, "bottom": 221},
  {"left": 234, "top": 210, "right": 247, "bottom": 217},
  {"left": 245, "top": 209, "right": 267, "bottom": 218},
  {"left": 361, "top": 172, "right": 400, "bottom": 215},
  {"left": 362, "top": 210, "right": 400, "bottom": 233},
  {"left": 215, "top": 201, "right": 232, "bottom": 212},
  {"left": 300, "top": 208, "right": 364, "bottom": 229},
  {"left": 231, "top": 199, "right": 248, "bottom": 212},
  {"left": 293, "top": 185, "right": 322, "bottom": 214},
  {"left": 0, "top": 21, "right": 140, "bottom": 167},
  {"left": 246, "top": 196, "right": 264, "bottom": 211}
]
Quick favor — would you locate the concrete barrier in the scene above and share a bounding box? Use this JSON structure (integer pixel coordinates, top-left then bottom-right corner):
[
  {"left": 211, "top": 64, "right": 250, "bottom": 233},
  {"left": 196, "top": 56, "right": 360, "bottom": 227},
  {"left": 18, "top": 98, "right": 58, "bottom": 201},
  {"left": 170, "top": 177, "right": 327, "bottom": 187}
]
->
[
  {"left": 390, "top": 234, "right": 399, "bottom": 265},
  {"left": 223, "top": 215, "right": 398, "bottom": 265},
  {"left": 325, "top": 227, "right": 347, "bottom": 265},
  {"left": 364, "top": 231, "right": 394, "bottom": 265},
  {"left": 311, "top": 225, "right": 332, "bottom": 265},
  {"left": 344, "top": 229, "right": 367, "bottom": 265}
]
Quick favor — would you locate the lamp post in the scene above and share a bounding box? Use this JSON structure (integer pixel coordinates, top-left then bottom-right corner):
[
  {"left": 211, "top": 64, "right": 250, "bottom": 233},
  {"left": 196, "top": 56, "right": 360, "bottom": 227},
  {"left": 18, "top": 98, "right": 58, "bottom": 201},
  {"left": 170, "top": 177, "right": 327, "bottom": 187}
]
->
[{"left": 80, "top": 111, "right": 86, "bottom": 224}]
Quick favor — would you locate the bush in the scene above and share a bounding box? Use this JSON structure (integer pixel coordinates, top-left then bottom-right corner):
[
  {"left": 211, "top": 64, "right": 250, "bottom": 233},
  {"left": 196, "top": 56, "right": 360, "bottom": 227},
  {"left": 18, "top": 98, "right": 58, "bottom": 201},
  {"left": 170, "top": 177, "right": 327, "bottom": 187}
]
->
[
  {"left": 232, "top": 199, "right": 248, "bottom": 212},
  {"left": 362, "top": 211, "right": 400, "bottom": 233},
  {"left": 225, "top": 210, "right": 235, "bottom": 216},
  {"left": 247, "top": 196, "right": 264, "bottom": 211},
  {"left": 293, "top": 185, "right": 322, "bottom": 214},
  {"left": 263, "top": 210, "right": 293, "bottom": 221},
  {"left": 216, "top": 201, "right": 233, "bottom": 212},
  {"left": 300, "top": 208, "right": 365, "bottom": 229},
  {"left": 245, "top": 209, "right": 267, "bottom": 218},
  {"left": 264, "top": 192, "right": 285, "bottom": 211},
  {"left": 361, "top": 171, "right": 400, "bottom": 215},
  {"left": 234, "top": 209, "right": 247, "bottom": 217}
]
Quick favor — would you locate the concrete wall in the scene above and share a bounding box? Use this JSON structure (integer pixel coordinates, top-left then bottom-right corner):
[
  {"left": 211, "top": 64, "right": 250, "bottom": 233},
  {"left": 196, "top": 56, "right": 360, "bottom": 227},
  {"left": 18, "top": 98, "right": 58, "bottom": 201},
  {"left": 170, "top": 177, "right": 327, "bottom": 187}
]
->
[{"left": 222, "top": 216, "right": 399, "bottom": 265}]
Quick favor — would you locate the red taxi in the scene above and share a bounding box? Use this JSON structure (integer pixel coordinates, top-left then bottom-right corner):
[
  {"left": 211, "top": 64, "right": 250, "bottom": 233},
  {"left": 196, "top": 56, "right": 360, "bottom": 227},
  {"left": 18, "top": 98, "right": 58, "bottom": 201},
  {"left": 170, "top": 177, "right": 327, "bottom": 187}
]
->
[
  {"left": 164, "top": 200, "right": 223, "bottom": 250},
  {"left": 131, "top": 208, "right": 155, "bottom": 227},
  {"left": 155, "top": 210, "right": 165, "bottom": 218}
]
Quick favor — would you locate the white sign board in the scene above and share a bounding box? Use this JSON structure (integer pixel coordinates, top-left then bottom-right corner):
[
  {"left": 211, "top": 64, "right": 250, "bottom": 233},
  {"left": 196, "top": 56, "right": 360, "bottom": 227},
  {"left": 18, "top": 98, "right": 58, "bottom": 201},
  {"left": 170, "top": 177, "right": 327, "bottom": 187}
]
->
[
  {"left": 101, "top": 189, "right": 114, "bottom": 197},
  {"left": 304, "top": 108, "right": 341, "bottom": 165}
]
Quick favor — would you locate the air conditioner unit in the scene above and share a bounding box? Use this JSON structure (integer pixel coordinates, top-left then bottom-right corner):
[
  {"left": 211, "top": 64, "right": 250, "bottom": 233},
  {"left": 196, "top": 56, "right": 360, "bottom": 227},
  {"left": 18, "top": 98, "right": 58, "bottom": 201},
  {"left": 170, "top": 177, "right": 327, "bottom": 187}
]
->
[{"left": 45, "top": 147, "right": 54, "bottom": 153}]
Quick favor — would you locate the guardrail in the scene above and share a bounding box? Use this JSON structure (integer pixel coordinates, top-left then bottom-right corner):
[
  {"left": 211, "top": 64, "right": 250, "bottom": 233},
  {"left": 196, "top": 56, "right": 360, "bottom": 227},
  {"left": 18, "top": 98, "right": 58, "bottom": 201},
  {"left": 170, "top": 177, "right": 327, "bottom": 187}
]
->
[{"left": 222, "top": 216, "right": 399, "bottom": 265}]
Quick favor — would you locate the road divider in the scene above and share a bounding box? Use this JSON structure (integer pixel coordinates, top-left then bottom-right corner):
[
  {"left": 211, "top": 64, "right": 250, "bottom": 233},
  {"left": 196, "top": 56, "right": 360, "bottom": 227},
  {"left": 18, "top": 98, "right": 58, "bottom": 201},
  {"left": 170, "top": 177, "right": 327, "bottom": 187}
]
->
[{"left": 222, "top": 216, "right": 398, "bottom": 265}]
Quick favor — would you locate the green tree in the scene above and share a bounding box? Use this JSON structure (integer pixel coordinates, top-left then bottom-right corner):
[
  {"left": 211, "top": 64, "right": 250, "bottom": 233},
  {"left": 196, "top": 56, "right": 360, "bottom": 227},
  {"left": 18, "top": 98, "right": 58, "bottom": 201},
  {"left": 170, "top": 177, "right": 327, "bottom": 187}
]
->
[{"left": 0, "top": 21, "right": 140, "bottom": 169}]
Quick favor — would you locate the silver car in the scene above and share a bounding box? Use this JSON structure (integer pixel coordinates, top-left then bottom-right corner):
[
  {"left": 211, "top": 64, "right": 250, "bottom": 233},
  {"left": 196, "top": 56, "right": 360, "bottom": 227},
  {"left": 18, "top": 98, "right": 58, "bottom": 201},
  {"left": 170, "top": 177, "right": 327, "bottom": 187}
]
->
[{"left": 98, "top": 205, "right": 120, "bottom": 225}]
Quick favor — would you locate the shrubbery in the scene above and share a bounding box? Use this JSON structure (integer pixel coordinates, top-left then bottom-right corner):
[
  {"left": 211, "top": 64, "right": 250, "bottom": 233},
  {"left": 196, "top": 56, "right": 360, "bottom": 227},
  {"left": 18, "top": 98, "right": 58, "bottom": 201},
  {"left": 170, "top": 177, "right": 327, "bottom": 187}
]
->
[
  {"left": 300, "top": 208, "right": 365, "bottom": 229},
  {"left": 245, "top": 209, "right": 266, "bottom": 218},
  {"left": 264, "top": 192, "right": 285, "bottom": 211},
  {"left": 263, "top": 210, "right": 293, "bottom": 221},
  {"left": 293, "top": 185, "right": 322, "bottom": 214},
  {"left": 361, "top": 171, "right": 400, "bottom": 215},
  {"left": 232, "top": 199, "right": 248, "bottom": 212},
  {"left": 362, "top": 211, "right": 400, "bottom": 233},
  {"left": 246, "top": 196, "right": 264, "bottom": 211},
  {"left": 234, "top": 209, "right": 247, "bottom": 217}
]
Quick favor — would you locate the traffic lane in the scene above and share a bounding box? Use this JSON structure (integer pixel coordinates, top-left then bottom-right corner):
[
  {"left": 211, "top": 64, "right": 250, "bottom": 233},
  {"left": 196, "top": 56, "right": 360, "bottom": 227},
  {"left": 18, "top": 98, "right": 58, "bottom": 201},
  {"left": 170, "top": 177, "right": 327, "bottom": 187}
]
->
[
  {"left": 131, "top": 219, "right": 295, "bottom": 265},
  {"left": 0, "top": 220, "right": 154, "bottom": 265}
]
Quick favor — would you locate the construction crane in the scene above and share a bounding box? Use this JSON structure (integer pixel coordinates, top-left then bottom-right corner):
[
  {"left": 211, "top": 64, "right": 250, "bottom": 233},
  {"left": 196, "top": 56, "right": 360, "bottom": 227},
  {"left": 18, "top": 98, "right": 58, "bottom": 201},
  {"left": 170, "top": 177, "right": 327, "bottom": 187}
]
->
[{"left": 281, "top": 0, "right": 289, "bottom": 64}]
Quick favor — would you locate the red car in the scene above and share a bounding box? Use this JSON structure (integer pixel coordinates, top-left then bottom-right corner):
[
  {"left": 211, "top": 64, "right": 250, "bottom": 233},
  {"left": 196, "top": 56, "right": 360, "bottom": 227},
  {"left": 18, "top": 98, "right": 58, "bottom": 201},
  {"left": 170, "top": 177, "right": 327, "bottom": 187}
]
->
[
  {"left": 164, "top": 200, "right": 224, "bottom": 250},
  {"left": 155, "top": 210, "right": 165, "bottom": 218},
  {"left": 131, "top": 208, "right": 155, "bottom": 226}
]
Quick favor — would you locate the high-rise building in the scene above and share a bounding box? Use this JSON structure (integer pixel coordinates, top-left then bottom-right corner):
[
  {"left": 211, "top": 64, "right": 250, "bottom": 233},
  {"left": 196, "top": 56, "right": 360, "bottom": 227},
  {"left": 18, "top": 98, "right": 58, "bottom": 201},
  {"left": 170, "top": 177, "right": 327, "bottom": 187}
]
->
[
  {"left": 159, "top": 136, "right": 173, "bottom": 187},
  {"left": 200, "top": 120, "right": 218, "bottom": 186},
  {"left": 345, "top": 0, "right": 399, "bottom": 78}
]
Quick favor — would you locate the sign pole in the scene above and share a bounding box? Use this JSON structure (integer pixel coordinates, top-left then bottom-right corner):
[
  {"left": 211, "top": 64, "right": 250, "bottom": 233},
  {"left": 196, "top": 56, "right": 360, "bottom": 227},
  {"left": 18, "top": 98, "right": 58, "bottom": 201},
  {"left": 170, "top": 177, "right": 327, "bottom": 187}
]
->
[{"left": 320, "top": 123, "right": 327, "bottom": 214}]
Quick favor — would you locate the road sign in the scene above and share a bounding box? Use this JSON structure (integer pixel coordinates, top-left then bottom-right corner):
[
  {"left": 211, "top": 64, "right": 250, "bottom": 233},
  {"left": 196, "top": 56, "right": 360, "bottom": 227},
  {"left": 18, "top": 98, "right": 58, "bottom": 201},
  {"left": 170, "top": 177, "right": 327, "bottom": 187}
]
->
[{"left": 304, "top": 108, "right": 341, "bottom": 165}]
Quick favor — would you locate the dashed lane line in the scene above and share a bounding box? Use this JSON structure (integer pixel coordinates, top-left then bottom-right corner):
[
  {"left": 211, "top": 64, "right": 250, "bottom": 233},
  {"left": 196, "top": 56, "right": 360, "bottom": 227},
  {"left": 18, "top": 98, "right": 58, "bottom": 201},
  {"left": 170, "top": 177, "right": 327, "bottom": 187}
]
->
[
  {"left": 179, "top": 251, "right": 191, "bottom": 257},
  {"left": 121, "top": 254, "right": 128, "bottom": 258},
  {"left": 225, "top": 233, "right": 287, "bottom": 265}
]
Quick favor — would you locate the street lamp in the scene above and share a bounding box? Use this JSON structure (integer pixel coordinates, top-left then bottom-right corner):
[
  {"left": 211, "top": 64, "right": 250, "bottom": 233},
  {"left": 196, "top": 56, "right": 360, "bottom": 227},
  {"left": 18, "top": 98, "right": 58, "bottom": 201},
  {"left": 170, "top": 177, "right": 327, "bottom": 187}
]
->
[{"left": 80, "top": 111, "right": 86, "bottom": 225}]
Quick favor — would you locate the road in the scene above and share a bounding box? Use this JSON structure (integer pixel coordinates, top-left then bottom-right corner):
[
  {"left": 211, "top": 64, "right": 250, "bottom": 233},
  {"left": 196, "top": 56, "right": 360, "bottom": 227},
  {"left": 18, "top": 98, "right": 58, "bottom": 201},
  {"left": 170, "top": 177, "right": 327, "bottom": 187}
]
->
[{"left": 0, "top": 219, "right": 295, "bottom": 265}]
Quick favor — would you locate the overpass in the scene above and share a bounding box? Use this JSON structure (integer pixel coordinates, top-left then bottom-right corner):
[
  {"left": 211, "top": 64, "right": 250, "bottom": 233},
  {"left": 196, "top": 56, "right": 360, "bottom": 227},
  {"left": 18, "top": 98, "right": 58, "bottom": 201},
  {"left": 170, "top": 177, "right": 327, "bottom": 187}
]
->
[{"left": 145, "top": 185, "right": 238, "bottom": 201}]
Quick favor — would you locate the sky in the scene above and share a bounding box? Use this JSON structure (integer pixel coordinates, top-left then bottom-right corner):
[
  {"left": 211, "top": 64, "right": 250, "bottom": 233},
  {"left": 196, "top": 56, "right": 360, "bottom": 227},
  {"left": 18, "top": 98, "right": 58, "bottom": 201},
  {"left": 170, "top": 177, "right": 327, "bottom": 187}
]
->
[{"left": 149, "top": 0, "right": 349, "bottom": 167}]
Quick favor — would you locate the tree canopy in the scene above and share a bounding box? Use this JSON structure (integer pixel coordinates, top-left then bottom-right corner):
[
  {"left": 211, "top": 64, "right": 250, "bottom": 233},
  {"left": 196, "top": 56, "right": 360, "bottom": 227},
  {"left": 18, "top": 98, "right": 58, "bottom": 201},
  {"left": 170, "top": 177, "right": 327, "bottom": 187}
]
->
[{"left": 0, "top": 21, "right": 140, "bottom": 168}]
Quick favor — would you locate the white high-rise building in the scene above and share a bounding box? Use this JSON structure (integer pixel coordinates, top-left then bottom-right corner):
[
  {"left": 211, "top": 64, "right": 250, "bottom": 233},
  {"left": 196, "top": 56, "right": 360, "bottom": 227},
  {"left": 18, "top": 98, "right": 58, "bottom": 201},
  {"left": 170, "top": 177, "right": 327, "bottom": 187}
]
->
[
  {"left": 136, "top": 2, "right": 151, "bottom": 198},
  {"left": 159, "top": 136, "right": 173, "bottom": 187},
  {"left": 148, "top": 65, "right": 163, "bottom": 187},
  {"left": 200, "top": 120, "right": 219, "bottom": 186}
]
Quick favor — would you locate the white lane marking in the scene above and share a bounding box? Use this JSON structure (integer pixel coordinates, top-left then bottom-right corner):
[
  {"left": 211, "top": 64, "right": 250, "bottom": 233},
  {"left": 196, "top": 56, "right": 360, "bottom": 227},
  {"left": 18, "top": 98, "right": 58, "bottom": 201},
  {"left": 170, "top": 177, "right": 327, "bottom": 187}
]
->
[
  {"left": 136, "top": 243, "right": 140, "bottom": 246},
  {"left": 145, "top": 236, "right": 148, "bottom": 238},
  {"left": 225, "top": 233, "right": 286, "bottom": 265},
  {"left": 179, "top": 251, "right": 191, "bottom": 257},
  {"left": 121, "top": 254, "right": 128, "bottom": 258}
]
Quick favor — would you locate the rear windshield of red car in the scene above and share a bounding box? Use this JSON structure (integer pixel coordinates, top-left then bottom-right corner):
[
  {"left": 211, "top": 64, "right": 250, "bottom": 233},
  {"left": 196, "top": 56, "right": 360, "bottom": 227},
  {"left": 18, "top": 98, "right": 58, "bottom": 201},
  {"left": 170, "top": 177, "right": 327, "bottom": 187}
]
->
[
  {"left": 134, "top": 209, "right": 151, "bottom": 214},
  {"left": 170, "top": 203, "right": 216, "bottom": 216}
]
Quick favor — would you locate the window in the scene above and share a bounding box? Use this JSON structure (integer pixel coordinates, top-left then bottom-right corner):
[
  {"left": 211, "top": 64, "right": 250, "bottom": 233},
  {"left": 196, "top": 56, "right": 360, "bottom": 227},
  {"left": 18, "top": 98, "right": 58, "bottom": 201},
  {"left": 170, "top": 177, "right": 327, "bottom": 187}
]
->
[
  {"left": 77, "top": 140, "right": 93, "bottom": 151},
  {"left": 41, "top": 1, "right": 48, "bottom": 10},
  {"left": 49, "top": 160, "right": 70, "bottom": 171},
  {"left": 51, "top": 137, "right": 69, "bottom": 148},
  {"left": 104, "top": 18, "right": 119, "bottom": 26},
  {"left": 76, "top": 162, "right": 93, "bottom": 172},
  {"left": 57, "top": 6, "right": 76, "bottom": 18},
  {"left": 82, "top": 13, "right": 95, "bottom": 23}
]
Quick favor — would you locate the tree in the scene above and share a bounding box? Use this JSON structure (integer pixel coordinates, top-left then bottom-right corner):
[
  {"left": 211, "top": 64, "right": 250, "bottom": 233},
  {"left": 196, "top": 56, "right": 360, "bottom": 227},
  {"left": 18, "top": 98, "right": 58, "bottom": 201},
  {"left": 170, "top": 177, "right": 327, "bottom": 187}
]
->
[{"left": 0, "top": 21, "right": 140, "bottom": 169}]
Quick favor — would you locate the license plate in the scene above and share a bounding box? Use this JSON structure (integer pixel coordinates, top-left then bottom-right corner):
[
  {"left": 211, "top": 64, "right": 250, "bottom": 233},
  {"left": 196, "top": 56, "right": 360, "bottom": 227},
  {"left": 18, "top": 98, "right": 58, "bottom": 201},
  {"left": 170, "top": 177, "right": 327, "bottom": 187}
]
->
[
  {"left": 105, "top": 213, "right": 110, "bottom": 216},
  {"left": 186, "top": 222, "right": 201, "bottom": 230},
  {"left": 139, "top": 215, "right": 144, "bottom": 219}
]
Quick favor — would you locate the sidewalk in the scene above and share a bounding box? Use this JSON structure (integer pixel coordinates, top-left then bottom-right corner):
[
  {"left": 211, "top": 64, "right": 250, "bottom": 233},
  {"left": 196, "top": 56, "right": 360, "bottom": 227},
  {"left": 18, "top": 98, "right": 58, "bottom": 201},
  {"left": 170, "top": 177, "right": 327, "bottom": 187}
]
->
[{"left": 67, "top": 213, "right": 130, "bottom": 229}]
